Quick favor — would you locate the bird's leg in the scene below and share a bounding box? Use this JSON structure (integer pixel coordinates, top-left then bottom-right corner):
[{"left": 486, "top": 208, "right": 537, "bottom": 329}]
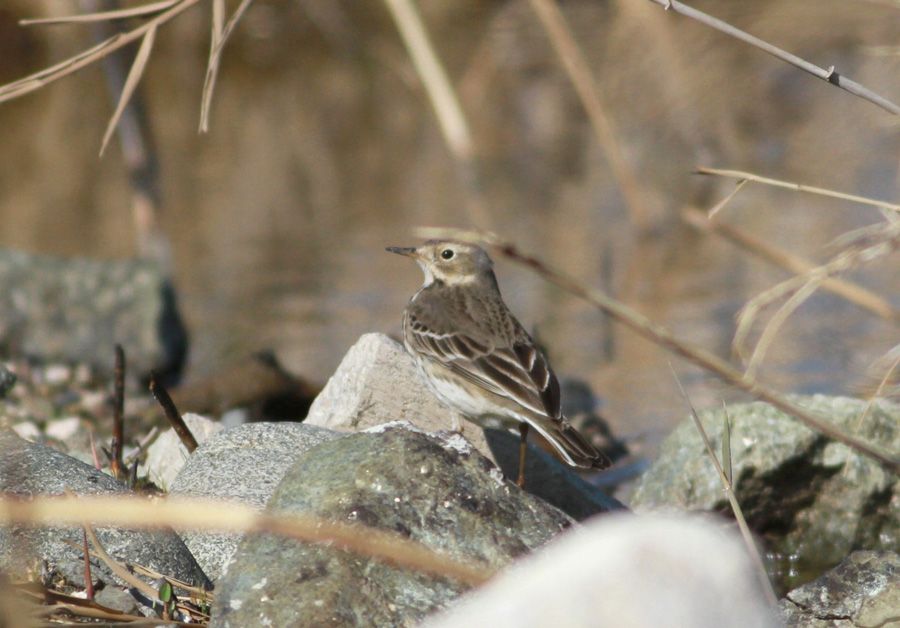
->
[
  {"left": 516, "top": 423, "right": 529, "bottom": 488},
  {"left": 451, "top": 413, "right": 462, "bottom": 432}
]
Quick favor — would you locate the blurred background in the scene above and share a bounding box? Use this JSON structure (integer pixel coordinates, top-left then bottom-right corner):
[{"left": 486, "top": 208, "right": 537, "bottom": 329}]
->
[{"left": 0, "top": 0, "right": 897, "bottom": 457}]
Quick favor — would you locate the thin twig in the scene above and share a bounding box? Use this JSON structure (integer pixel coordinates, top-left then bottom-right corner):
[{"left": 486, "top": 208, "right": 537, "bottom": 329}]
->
[
  {"left": 0, "top": 495, "right": 494, "bottom": 587},
  {"left": 855, "top": 351, "right": 900, "bottom": 432},
  {"left": 697, "top": 167, "right": 900, "bottom": 212},
  {"left": 99, "top": 25, "right": 157, "bottom": 156},
  {"left": 20, "top": 1, "right": 179, "bottom": 25},
  {"left": 743, "top": 277, "right": 822, "bottom": 380},
  {"left": 669, "top": 365, "right": 778, "bottom": 607},
  {"left": 707, "top": 179, "right": 749, "bottom": 219},
  {"left": 734, "top": 221, "right": 900, "bottom": 369},
  {"left": 123, "top": 425, "right": 159, "bottom": 466},
  {"left": 0, "top": 0, "right": 202, "bottom": 105},
  {"left": 527, "top": 0, "right": 650, "bottom": 230},
  {"left": 131, "top": 564, "right": 212, "bottom": 601},
  {"left": 88, "top": 429, "right": 102, "bottom": 470},
  {"left": 110, "top": 345, "right": 126, "bottom": 479},
  {"left": 649, "top": 0, "right": 900, "bottom": 116},
  {"left": 81, "top": 528, "right": 94, "bottom": 600},
  {"left": 199, "top": 0, "right": 254, "bottom": 132},
  {"left": 842, "top": 351, "right": 900, "bottom": 481},
  {"left": 149, "top": 373, "right": 198, "bottom": 453},
  {"left": 415, "top": 227, "right": 900, "bottom": 471},
  {"left": 682, "top": 207, "right": 900, "bottom": 322},
  {"left": 83, "top": 524, "right": 162, "bottom": 601}
]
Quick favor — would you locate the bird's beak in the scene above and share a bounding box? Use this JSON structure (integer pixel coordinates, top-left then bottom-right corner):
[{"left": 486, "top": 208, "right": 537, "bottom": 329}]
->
[{"left": 386, "top": 246, "right": 418, "bottom": 258}]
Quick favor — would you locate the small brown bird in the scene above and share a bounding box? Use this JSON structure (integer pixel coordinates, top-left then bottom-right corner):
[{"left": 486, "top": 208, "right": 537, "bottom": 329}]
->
[{"left": 387, "top": 239, "right": 609, "bottom": 486}]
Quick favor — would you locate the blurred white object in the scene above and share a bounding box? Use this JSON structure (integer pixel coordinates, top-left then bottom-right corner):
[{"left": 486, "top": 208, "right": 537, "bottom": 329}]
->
[{"left": 425, "top": 513, "right": 777, "bottom": 628}]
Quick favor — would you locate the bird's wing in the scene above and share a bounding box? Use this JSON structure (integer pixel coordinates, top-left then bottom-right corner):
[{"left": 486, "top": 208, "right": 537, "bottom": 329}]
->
[{"left": 404, "top": 302, "right": 561, "bottom": 419}]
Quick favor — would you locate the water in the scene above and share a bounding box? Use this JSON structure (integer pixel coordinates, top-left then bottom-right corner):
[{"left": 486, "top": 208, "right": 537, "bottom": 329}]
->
[{"left": 0, "top": 0, "right": 897, "bottom": 459}]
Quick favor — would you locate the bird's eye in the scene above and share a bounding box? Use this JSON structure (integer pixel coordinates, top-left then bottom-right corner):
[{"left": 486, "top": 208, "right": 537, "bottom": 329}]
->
[{"left": 441, "top": 249, "right": 454, "bottom": 260}]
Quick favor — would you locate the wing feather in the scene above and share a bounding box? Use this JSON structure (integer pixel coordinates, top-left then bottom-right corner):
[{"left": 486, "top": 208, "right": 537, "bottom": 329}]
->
[{"left": 404, "top": 299, "right": 561, "bottom": 419}]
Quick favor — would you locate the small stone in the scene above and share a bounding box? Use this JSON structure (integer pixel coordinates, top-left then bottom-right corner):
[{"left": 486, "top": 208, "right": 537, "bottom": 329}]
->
[
  {"left": 11, "top": 422, "right": 41, "bottom": 442},
  {"left": 43, "top": 364, "right": 71, "bottom": 387},
  {"left": 95, "top": 586, "right": 139, "bottom": 614},
  {"left": 45, "top": 417, "right": 82, "bottom": 441}
]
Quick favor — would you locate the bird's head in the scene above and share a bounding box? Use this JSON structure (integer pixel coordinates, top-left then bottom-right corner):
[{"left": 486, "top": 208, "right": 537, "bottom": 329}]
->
[{"left": 386, "top": 239, "right": 495, "bottom": 287}]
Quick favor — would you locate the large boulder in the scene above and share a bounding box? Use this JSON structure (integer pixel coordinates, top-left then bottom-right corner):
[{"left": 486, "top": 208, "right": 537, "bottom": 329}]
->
[
  {"left": 0, "top": 249, "right": 187, "bottom": 380},
  {"left": 630, "top": 396, "right": 899, "bottom": 588},
  {"left": 210, "top": 424, "right": 572, "bottom": 626},
  {"left": 305, "top": 333, "right": 495, "bottom": 462}
]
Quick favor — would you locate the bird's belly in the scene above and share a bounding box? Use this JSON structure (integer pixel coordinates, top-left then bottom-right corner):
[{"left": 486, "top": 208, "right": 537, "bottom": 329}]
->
[{"left": 414, "top": 358, "right": 521, "bottom": 430}]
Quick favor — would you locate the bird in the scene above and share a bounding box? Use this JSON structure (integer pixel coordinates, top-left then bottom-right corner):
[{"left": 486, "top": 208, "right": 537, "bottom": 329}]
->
[{"left": 387, "top": 239, "right": 610, "bottom": 486}]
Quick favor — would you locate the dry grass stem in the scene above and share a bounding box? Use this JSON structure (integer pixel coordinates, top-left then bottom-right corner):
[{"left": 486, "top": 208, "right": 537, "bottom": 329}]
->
[
  {"left": 0, "top": 495, "right": 495, "bottom": 587},
  {"left": 83, "top": 524, "right": 161, "bottom": 601},
  {"left": 669, "top": 366, "right": 778, "bottom": 607},
  {"left": 415, "top": 227, "right": 900, "bottom": 471},
  {"left": 0, "top": 0, "right": 201, "bottom": 105},
  {"left": 199, "top": 0, "right": 254, "bottom": 132},
  {"left": 734, "top": 221, "right": 900, "bottom": 372},
  {"left": 100, "top": 23, "right": 155, "bottom": 156},
  {"left": 860, "top": 350, "right": 900, "bottom": 420},
  {"left": 382, "top": 0, "right": 490, "bottom": 228},
  {"left": 697, "top": 167, "right": 900, "bottom": 213},
  {"left": 198, "top": 0, "right": 225, "bottom": 134},
  {"left": 527, "top": 0, "right": 650, "bottom": 229},
  {"left": 707, "top": 180, "right": 748, "bottom": 219},
  {"left": 382, "top": 0, "right": 471, "bottom": 161},
  {"left": 741, "top": 277, "right": 823, "bottom": 380},
  {"left": 19, "top": 1, "right": 179, "bottom": 25},
  {"left": 648, "top": 0, "right": 900, "bottom": 115},
  {"left": 682, "top": 208, "right": 900, "bottom": 322},
  {"left": 841, "top": 350, "right": 900, "bottom": 482},
  {"left": 131, "top": 564, "right": 211, "bottom": 601}
]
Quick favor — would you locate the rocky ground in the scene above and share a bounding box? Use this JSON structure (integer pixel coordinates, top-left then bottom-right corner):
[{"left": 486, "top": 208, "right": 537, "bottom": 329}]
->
[{"left": 1, "top": 334, "right": 897, "bottom": 626}]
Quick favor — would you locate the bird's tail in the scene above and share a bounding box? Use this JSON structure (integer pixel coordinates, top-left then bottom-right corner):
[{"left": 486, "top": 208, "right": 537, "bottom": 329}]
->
[{"left": 528, "top": 414, "right": 612, "bottom": 470}]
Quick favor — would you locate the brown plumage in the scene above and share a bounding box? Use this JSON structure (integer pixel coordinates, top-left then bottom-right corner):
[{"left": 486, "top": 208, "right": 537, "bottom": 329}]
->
[{"left": 388, "top": 240, "right": 609, "bottom": 470}]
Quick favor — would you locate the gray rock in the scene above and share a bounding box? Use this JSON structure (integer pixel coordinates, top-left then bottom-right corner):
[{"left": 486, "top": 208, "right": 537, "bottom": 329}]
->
[
  {"left": 95, "top": 586, "right": 139, "bottom": 615},
  {"left": 140, "top": 413, "right": 225, "bottom": 491},
  {"left": 305, "top": 333, "right": 495, "bottom": 462},
  {"left": 630, "top": 396, "right": 899, "bottom": 587},
  {"left": 484, "top": 428, "right": 626, "bottom": 520},
  {"left": 169, "top": 422, "right": 342, "bottom": 581},
  {"left": 425, "top": 513, "right": 778, "bottom": 628},
  {"left": 0, "top": 430, "right": 210, "bottom": 594},
  {"left": 0, "top": 249, "right": 187, "bottom": 379},
  {"left": 779, "top": 551, "right": 898, "bottom": 627},
  {"left": 210, "top": 424, "right": 571, "bottom": 627}
]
